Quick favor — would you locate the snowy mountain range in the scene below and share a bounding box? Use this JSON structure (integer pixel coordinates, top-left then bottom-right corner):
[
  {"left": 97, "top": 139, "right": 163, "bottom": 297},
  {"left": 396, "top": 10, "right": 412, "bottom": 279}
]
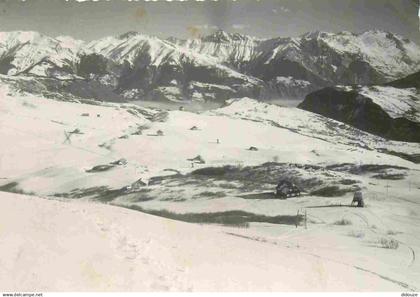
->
[
  {"left": 1, "top": 30, "right": 420, "bottom": 102},
  {"left": 2, "top": 30, "right": 420, "bottom": 292}
]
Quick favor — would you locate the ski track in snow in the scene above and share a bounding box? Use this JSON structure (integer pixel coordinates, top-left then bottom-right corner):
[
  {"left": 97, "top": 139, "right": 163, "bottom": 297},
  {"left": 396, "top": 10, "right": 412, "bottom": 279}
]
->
[
  {"left": 89, "top": 211, "right": 192, "bottom": 291},
  {"left": 225, "top": 229, "right": 417, "bottom": 292},
  {"left": 347, "top": 209, "right": 417, "bottom": 269}
]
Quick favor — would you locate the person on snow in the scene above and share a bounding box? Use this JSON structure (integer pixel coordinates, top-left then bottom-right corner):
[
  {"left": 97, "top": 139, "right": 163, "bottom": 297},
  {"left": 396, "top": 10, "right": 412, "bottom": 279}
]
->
[{"left": 351, "top": 190, "right": 364, "bottom": 207}]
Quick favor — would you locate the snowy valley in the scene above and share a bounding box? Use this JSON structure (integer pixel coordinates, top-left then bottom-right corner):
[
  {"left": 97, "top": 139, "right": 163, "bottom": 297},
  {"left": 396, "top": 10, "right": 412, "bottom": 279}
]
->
[{"left": 1, "top": 28, "right": 420, "bottom": 292}]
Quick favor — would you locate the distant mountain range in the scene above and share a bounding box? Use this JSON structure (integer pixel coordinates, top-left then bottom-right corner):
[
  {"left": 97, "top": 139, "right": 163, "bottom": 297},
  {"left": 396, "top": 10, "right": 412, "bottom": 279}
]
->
[{"left": 1, "top": 29, "right": 420, "bottom": 102}]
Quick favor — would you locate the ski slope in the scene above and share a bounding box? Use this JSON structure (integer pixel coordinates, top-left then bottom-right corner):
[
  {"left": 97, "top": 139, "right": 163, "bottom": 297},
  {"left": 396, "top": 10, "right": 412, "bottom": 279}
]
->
[
  {"left": 0, "top": 191, "right": 415, "bottom": 291},
  {"left": 1, "top": 83, "right": 420, "bottom": 291}
]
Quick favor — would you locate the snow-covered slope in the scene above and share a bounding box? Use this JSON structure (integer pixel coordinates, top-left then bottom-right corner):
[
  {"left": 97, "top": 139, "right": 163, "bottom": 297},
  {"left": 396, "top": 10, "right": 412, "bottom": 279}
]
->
[
  {"left": 1, "top": 83, "right": 420, "bottom": 291},
  {"left": 212, "top": 97, "right": 420, "bottom": 155},
  {"left": 1, "top": 82, "right": 418, "bottom": 197},
  {"left": 358, "top": 86, "right": 420, "bottom": 122},
  {"left": 2, "top": 191, "right": 413, "bottom": 291}
]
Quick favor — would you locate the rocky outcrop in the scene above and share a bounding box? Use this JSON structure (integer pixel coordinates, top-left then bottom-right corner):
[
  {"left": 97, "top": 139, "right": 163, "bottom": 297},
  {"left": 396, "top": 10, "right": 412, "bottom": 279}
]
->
[{"left": 298, "top": 86, "right": 420, "bottom": 143}]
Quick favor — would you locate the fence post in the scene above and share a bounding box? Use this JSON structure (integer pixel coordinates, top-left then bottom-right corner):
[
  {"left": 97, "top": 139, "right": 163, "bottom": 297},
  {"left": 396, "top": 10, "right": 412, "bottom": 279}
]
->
[
  {"left": 305, "top": 210, "right": 307, "bottom": 229},
  {"left": 296, "top": 210, "right": 299, "bottom": 228}
]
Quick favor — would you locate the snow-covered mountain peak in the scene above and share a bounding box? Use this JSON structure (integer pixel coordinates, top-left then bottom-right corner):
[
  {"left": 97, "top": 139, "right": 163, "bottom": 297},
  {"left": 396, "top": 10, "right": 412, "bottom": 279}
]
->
[
  {"left": 55, "top": 35, "right": 85, "bottom": 50},
  {"left": 0, "top": 31, "right": 81, "bottom": 78},
  {"left": 301, "top": 30, "right": 326, "bottom": 40},
  {"left": 118, "top": 31, "right": 141, "bottom": 40},
  {"left": 0, "top": 31, "right": 65, "bottom": 57},
  {"left": 202, "top": 29, "right": 230, "bottom": 42},
  {"left": 201, "top": 29, "right": 264, "bottom": 44},
  {"left": 0, "top": 31, "right": 44, "bottom": 45},
  {"left": 86, "top": 32, "right": 216, "bottom": 67},
  {"left": 168, "top": 30, "right": 262, "bottom": 67}
]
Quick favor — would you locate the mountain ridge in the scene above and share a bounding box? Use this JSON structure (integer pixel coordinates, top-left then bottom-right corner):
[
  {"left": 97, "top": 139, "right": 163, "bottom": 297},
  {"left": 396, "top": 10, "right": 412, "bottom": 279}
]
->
[{"left": 1, "top": 29, "right": 419, "bottom": 102}]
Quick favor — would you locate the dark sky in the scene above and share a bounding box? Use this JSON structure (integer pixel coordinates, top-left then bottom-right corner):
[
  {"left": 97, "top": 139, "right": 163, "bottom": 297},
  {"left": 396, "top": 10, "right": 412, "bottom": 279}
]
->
[{"left": 0, "top": 0, "right": 419, "bottom": 42}]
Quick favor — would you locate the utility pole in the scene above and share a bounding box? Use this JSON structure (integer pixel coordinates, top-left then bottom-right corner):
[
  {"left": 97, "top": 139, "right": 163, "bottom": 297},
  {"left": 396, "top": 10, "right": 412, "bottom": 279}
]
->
[{"left": 386, "top": 181, "right": 390, "bottom": 198}]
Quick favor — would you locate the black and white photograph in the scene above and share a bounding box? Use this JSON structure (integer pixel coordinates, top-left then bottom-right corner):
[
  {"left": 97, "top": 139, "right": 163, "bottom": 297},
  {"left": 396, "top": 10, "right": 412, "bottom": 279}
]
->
[{"left": 0, "top": 0, "right": 420, "bottom": 293}]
